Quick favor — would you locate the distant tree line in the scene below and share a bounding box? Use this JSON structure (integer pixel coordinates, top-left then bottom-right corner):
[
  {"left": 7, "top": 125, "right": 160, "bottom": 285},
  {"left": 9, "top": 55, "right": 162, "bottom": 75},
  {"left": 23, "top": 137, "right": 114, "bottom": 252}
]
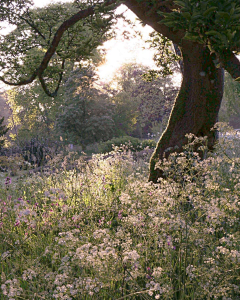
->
[
  {"left": 1, "top": 61, "right": 239, "bottom": 159},
  {"left": 5, "top": 61, "right": 178, "bottom": 151}
]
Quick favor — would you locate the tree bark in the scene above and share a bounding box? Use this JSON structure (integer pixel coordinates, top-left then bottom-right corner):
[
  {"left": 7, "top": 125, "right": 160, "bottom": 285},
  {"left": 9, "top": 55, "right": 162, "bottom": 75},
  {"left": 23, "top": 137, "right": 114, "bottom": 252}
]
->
[{"left": 149, "top": 42, "right": 224, "bottom": 183}]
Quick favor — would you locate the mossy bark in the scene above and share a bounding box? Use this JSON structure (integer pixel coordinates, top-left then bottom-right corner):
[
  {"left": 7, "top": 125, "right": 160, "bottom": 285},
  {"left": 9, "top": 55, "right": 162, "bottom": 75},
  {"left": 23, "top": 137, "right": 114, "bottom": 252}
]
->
[{"left": 149, "top": 43, "right": 224, "bottom": 183}]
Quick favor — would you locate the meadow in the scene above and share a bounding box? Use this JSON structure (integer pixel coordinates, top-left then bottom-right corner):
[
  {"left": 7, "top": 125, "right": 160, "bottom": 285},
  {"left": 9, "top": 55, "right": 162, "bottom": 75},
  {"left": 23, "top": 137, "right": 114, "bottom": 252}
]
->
[{"left": 0, "top": 126, "right": 240, "bottom": 300}]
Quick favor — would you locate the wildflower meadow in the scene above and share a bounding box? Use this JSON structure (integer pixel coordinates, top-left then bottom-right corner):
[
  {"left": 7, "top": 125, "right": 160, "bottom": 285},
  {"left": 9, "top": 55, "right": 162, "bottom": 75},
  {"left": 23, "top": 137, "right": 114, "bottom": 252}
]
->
[{"left": 0, "top": 125, "right": 240, "bottom": 299}]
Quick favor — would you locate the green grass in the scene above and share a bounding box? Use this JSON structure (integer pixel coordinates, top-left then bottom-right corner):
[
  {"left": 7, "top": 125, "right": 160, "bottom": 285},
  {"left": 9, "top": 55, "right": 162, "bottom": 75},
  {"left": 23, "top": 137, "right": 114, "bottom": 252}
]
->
[{"left": 0, "top": 129, "right": 240, "bottom": 299}]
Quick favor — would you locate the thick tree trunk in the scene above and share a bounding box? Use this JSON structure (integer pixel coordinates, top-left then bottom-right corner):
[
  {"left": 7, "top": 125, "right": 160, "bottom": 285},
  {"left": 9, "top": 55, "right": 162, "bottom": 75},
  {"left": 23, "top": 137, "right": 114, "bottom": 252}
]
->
[{"left": 149, "top": 42, "right": 224, "bottom": 183}]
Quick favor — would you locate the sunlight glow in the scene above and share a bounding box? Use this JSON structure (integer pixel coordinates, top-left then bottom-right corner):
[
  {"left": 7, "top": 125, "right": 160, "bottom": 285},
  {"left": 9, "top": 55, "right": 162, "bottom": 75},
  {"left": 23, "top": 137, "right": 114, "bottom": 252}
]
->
[
  {"left": 96, "top": 6, "right": 158, "bottom": 83},
  {"left": 96, "top": 36, "right": 156, "bottom": 83}
]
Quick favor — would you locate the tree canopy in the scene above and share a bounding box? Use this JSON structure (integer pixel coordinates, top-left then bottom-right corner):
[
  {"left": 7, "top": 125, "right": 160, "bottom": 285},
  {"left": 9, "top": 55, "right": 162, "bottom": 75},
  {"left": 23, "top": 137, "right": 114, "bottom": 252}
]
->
[
  {"left": 0, "top": 0, "right": 239, "bottom": 90},
  {"left": 108, "top": 62, "right": 178, "bottom": 137},
  {"left": 0, "top": 0, "right": 117, "bottom": 95},
  {"left": 56, "top": 66, "right": 115, "bottom": 148}
]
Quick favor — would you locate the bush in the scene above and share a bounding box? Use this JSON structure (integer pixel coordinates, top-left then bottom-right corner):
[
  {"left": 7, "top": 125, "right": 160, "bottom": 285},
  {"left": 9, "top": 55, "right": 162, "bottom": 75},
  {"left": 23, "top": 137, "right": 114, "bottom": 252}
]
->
[
  {"left": 0, "top": 117, "right": 9, "bottom": 151},
  {"left": 98, "top": 136, "right": 156, "bottom": 153},
  {"left": 21, "top": 138, "right": 52, "bottom": 167},
  {"left": 0, "top": 154, "right": 25, "bottom": 175}
]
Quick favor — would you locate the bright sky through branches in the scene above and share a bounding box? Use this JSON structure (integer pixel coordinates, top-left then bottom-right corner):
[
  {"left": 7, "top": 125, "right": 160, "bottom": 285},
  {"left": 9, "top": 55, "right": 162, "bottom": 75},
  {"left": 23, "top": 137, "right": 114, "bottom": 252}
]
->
[
  {"left": 96, "top": 11, "right": 156, "bottom": 82},
  {"left": 32, "top": 0, "right": 157, "bottom": 82}
]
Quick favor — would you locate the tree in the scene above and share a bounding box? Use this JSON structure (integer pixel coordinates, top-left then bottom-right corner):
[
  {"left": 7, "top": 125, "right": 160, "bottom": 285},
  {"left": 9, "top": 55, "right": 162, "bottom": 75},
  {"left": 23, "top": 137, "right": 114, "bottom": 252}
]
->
[
  {"left": 56, "top": 66, "right": 115, "bottom": 149},
  {"left": 0, "top": 0, "right": 240, "bottom": 182},
  {"left": 107, "top": 63, "right": 178, "bottom": 138},
  {"left": 7, "top": 83, "right": 64, "bottom": 146}
]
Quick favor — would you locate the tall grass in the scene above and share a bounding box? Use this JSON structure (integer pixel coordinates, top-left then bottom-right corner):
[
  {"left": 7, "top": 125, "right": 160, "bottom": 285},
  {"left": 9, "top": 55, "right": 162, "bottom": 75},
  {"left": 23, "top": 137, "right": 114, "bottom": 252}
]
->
[{"left": 0, "top": 125, "right": 240, "bottom": 299}]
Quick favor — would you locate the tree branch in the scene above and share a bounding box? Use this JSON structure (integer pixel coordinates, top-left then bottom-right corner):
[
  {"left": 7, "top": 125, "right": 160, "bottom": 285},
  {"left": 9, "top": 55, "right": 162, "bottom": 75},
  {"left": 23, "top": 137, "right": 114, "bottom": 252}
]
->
[
  {"left": 36, "top": 0, "right": 118, "bottom": 76},
  {"left": 19, "top": 14, "right": 46, "bottom": 40},
  {"left": 124, "top": 0, "right": 184, "bottom": 44},
  {"left": 0, "top": 72, "right": 38, "bottom": 86},
  {"left": 38, "top": 59, "right": 65, "bottom": 97},
  {"left": 0, "top": 0, "right": 119, "bottom": 91}
]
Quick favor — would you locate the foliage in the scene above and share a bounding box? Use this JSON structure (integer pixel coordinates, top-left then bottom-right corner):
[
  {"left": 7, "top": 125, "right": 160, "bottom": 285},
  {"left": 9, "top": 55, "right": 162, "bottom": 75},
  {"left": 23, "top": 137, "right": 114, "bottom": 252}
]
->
[
  {"left": 98, "top": 135, "right": 156, "bottom": 153},
  {"left": 7, "top": 83, "right": 63, "bottom": 145},
  {"left": 6, "top": 61, "right": 176, "bottom": 151},
  {"left": 219, "top": 72, "right": 240, "bottom": 128},
  {"left": 20, "top": 138, "right": 54, "bottom": 167},
  {"left": 107, "top": 63, "right": 178, "bottom": 138},
  {"left": 5, "top": 48, "right": 109, "bottom": 150},
  {"left": 0, "top": 154, "right": 25, "bottom": 175},
  {"left": 56, "top": 66, "right": 115, "bottom": 148},
  {"left": 0, "top": 1, "right": 116, "bottom": 95},
  {"left": 0, "top": 127, "right": 240, "bottom": 299},
  {"left": 144, "top": 32, "right": 181, "bottom": 79},
  {"left": 159, "top": 0, "right": 240, "bottom": 55},
  {"left": 0, "top": 117, "right": 9, "bottom": 150}
]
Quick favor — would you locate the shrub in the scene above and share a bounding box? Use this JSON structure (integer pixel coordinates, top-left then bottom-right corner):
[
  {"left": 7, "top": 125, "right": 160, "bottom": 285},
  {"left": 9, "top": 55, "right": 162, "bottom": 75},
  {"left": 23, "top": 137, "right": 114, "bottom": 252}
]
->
[
  {"left": 0, "top": 156, "right": 9, "bottom": 172},
  {"left": 0, "top": 117, "right": 9, "bottom": 150},
  {"left": 21, "top": 138, "right": 52, "bottom": 167},
  {"left": 0, "top": 154, "right": 25, "bottom": 175},
  {"left": 98, "top": 136, "right": 156, "bottom": 153}
]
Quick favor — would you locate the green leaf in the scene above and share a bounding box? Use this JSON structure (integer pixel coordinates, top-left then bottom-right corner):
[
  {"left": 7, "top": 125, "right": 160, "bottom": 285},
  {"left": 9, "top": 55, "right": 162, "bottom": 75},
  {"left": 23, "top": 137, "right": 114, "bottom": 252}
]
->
[
  {"left": 203, "top": 7, "right": 218, "bottom": 17},
  {"left": 205, "top": 30, "right": 223, "bottom": 39},
  {"left": 183, "top": 32, "right": 200, "bottom": 41},
  {"left": 230, "top": 7, "right": 235, "bottom": 15},
  {"left": 191, "top": 14, "right": 203, "bottom": 21},
  {"left": 159, "top": 21, "right": 176, "bottom": 27},
  {"left": 174, "top": 0, "right": 188, "bottom": 8},
  {"left": 216, "top": 11, "right": 231, "bottom": 20},
  {"left": 234, "top": 8, "right": 240, "bottom": 13},
  {"left": 182, "top": 12, "right": 191, "bottom": 19}
]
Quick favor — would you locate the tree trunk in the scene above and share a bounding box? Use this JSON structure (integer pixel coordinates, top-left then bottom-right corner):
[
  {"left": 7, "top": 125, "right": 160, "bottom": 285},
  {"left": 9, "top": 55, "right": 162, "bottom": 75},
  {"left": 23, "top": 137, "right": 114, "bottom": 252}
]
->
[{"left": 149, "top": 42, "right": 224, "bottom": 183}]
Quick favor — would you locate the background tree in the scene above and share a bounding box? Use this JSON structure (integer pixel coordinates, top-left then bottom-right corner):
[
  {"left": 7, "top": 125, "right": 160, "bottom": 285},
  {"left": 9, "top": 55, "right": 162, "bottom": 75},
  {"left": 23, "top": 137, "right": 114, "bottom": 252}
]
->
[
  {"left": 56, "top": 66, "right": 115, "bottom": 149},
  {"left": 107, "top": 63, "right": 178, "bottom": 138},
  {"left": 219, "top": 72, "right": 240, "bottom": 128},
  {"left": 7, "top": 83, "right": 64, "bottom": 147},
  {"left": 1, "top": 0, "right": 240, "bottom": 182}
]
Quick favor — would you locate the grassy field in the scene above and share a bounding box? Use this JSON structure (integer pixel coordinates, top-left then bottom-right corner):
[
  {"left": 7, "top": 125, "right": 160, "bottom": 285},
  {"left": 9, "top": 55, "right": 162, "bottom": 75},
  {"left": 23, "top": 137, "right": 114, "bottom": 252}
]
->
[{"left": 0, "top": 130, "right": 240, "bottom": 299}]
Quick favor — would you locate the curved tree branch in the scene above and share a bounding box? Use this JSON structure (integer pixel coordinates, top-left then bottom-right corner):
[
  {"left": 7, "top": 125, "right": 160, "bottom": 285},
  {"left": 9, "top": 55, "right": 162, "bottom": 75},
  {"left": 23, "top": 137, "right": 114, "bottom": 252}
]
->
[
  {"left": 36, "top": 0, "right": 118, "bottom": 78},
  {"left": 0, "top": 0, "right": 119, "bottom": 91},
  {"left": 39, "top": 59, "right": 65, "bottom": 97},
  {"left": 0, "top": 72, "right": 38, "bottom": 86}
]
